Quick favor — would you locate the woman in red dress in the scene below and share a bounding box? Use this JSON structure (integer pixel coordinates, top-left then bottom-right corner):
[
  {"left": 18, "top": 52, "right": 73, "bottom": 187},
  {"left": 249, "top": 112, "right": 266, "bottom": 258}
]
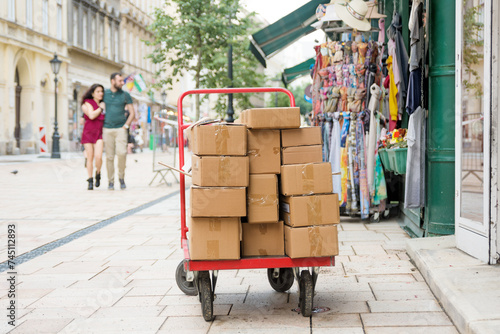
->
[{"left": 81, "top": 84, "right": 105, "bottom": 190}]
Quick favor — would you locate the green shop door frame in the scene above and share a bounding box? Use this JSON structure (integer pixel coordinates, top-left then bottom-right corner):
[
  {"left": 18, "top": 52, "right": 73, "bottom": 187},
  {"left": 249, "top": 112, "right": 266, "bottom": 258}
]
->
[{"left": 425, "top": 0, "right": 456, "bottom": 236}]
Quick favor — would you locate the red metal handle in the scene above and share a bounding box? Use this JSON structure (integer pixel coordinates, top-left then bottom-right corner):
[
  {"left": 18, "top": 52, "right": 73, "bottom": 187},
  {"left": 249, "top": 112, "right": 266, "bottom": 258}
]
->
[{"left": 177, "top": 87, "right": 296, "bottom": 243}]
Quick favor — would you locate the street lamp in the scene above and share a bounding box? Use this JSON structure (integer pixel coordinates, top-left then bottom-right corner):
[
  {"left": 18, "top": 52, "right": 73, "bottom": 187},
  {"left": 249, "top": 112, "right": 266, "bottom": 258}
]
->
[
  {"left": 161, "top": 90, "right": 167, "bottom": 110},
  {"left": 225, "top": 10, "right": 234, "bottom": 123},
  {"left": 50, "top": 53, "right": 62, "bottom": 159}
]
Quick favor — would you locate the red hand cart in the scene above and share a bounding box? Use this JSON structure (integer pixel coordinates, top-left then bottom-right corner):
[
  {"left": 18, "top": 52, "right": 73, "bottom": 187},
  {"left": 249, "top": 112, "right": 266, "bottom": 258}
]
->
[{"left": 174, "top": 87, "right": 336, "bottom": 321}]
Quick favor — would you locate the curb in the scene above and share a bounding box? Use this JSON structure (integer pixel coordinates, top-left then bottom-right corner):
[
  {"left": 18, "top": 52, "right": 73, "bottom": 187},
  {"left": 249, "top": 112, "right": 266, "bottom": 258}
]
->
[{"left": 406, "top": 236, "right": 500, "bottom": 334}]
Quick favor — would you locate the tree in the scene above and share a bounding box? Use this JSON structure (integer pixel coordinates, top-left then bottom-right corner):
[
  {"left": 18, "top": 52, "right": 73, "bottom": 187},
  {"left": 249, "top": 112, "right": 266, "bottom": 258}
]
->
[
  {"left": 462, "top": 0, "right": 484, "bottom": 98},
  {"left": 147, "top": 0, "right": 266, "bottom": 120},
  {"left": 266, "top": 80, "right": 313, "bottom": 116}
]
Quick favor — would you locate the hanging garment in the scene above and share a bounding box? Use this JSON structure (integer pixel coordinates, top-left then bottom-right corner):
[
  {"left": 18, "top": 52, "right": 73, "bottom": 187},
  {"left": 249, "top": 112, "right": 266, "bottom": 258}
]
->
[
  {"left": 348, "top": 112, "right": 359, "bottom": 213},
  {"left": 323, "top": 116, "right": 331, "bottom": 162},
  {"left": 330, "top": 112, "right": 342, "bottom": 195},
  {"left": 340, "top": 112, "right": 350, "bottom": 207},
  {"left": 406, "top": 68, "right": 422, "bottom": 115},
  {"left": 405, "top": 106, "right": 426, "bottom": 208},
  {"left": 409, "top": 1, "right": 424, "bottom": 72},
  {"left": 387, "top": 12, "right": 409, "bottom": 116},
  {"left": 357, "top": 111, "right": 370, "bottom": 219},
  {"left": 386, "top": 56, "right": 399, "bottom": 121},
  {"left": 367, "top": 84, "right": 382, "bottom": 196},
  {"left": 373, "top": 154, "right": 388, "bottom": 205}
]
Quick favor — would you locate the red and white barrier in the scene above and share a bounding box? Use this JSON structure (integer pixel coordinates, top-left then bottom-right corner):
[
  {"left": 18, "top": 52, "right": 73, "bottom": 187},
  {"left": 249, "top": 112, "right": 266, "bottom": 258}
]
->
[{"left": 39, "top": 126, "right": 47, "bottom": 153}]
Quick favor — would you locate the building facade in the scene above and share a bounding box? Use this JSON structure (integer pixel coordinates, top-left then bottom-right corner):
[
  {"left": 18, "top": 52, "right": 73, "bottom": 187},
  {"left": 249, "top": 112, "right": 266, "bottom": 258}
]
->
[
  {"left": 0, "top": 0, "right": 166, "bottom": 155},
  {"left": 0, "top": 0, "right": 69, "bottom": 154}
]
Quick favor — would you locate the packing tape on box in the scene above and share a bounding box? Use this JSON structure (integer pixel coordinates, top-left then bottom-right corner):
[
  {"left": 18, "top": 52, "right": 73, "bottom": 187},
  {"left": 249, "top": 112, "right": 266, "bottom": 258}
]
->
[
  {"left": 207, "top": 240, "right": 219, "bottom": 259},
  {"left": 306, "top": 196, "right": 322, "bottom": 224},
  {"left": 218, "top": 156, "right": 230, "bottom": 184},
  {"left": 214, "top": 125, "right": 229, "bottom": 154},
  {"left": 247, "top": 149, "right": 261, "bottom": 157},
  {"left": 247, "top": 194, "right": 278, "bottom": 206},
  {"left": 258, "top": 224, "right": 268, "bottom": 235},
  {"left": 209, "top": 218, "right": 222, "bottom": 231},
  {"left": 308, "top": 226, "right": 323, "bottom": 257},
  {"left": 301, "top": 163, "right": 315, "bottom": 194}
]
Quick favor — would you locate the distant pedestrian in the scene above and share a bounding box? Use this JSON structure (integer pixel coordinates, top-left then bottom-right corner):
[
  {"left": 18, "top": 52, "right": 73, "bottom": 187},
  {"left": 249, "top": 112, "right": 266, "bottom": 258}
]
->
[
  {"left": 81, "top": 84, "right": 105, "bottom": 190},
  {"left": 103, "top": 73, "right": 135, "bottom": 190}
]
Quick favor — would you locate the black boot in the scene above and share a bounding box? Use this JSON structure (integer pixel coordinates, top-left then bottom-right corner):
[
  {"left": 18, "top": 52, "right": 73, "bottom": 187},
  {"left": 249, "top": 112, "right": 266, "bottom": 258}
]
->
[
  {"left": 95, "top": 172, "right": 101, "bottom": 188},
  {"left": 87, "top": 177, "right": 93, "bottom": 190}
]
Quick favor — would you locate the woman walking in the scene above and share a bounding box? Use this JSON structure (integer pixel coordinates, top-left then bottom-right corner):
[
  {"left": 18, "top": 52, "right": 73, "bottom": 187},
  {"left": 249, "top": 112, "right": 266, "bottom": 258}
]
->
[{"left": 81, "top": 84, "right": 105, "bottom": 190}]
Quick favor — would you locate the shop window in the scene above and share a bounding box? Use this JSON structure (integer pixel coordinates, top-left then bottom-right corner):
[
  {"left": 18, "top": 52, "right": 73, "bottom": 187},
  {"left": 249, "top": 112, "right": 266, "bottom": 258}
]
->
[
  {"left": 92, "top": 17, "right": 97, "bottom": 53},
  {"left": 114, "top": 28, "right": 119, "bottom": 62},
  {"left": 130, "top": 31, "right": 134, "bottom": 64},
  {"left": 100, "top": 17, "right": 105, "bottom": 56},
  {"left": 8, "top": 0, "right": 15, "bottom": 21},
  {"left": 73, "top": 5, "right": 79, "bottom": 45},
  {"left": 26, "top": 0, "right": 33, "bottom": 28},
  {"left": 83, "top": 11, "right": 88, "bottom": 49},
  {"left": 108, "top": 24, "right": 113, "bottom": 59},
  {"left": 42, "top": 0, "right": 48, "bottom": 34},
  {"left": 57, "top": 0, "right": 62, "bottom": 40}
]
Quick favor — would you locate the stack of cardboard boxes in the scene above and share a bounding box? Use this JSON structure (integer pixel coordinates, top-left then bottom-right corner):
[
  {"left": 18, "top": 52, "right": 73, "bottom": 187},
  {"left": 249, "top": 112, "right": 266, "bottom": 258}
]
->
[
  {"left": 241, "top": 107, "right": 301, "bottom": 257},
  {"left": 280, "top": 127, "right": 340, "bottom": 258},
  {"left": 188, "top": 122, "right": 248, "bottom": 260},
  {"left": 187, "top": 107, "right": 339, "bottom": 261}
]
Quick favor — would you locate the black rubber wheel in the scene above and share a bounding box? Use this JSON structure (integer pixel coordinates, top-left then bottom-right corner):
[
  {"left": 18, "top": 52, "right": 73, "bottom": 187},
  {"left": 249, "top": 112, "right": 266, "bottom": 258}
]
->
[
  {"left": 370, "top": 213, "right": 380, "bottom": 223},
  {"left": 267, "top": 268, "right": 294, "bottom": 292},
  {"left": 198, "top": 271, "right": 214, "bottom": 321},
  {"left": 299, "top": 270, "right": 313, "bottom": 317},
  {"left": 175, "top": 260, "right": 197, "bottom": 296}
]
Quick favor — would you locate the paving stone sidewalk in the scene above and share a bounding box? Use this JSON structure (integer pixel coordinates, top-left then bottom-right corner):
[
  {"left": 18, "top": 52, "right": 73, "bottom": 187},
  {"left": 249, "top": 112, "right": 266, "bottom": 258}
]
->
[
  {"left": 0, "top": 151, "right": 180, "bottom": 260},
  {"left": 0, "top": 190, "right": 459, "bottom": 333}
]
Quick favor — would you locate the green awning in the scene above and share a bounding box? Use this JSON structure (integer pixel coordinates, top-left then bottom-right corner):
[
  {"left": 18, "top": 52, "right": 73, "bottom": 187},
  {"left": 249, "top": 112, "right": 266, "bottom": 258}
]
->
[
  {"left": 282, "top": 57, "right": 316, "bottom": 86},
  {"left": 249, "top": 0, "right": 329, "bottom": 68}
]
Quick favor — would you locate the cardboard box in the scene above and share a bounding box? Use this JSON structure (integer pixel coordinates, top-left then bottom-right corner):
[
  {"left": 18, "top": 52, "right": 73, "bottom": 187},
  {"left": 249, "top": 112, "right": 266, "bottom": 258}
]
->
[
  {"left": 280, "top": 193, "right": 340, "bottom": 227},
  {"left": 190, "top": 186, "right": 246, "bottom": 217},
  {"left": 280, "top": 163, "right": 333, "bottom": 196},
  {"left": 192, "top": 155, "right": 249, "bottom": 187},
  {"left": 241, "top": 221, "right": 284, "bottom": 256},
  {"left": 242, "top": 107, "right": 301, "bottom": 129},
  {"left": 281, "top": 145, "right": 323, "bottom": 165},
  {"left": 281, "top": 127, "right": 322, "bottom": 147},
  {"left": 247, "top": 129, "right": 280, "bottom": 174},
  {"left": 284, "top": 225, "right": 339, "bottom": 258},
  {"left": 188, "top": 216, "right": 241, "bottom": 260},
  {"left": 190, "top": 123, "right": 247, "bottom": 156},
  {"left": 247, "top": 174, "right": 278, "bottom": 223}
]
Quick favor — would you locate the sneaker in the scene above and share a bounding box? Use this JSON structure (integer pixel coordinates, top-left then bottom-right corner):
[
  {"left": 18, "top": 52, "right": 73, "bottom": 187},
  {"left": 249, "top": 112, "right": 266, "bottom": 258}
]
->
[
  {"left": 119, "top": 179, "right": 126, "bottom": 190},
  {"left": 108, "top": 182, "right": 114, "bottom": 190}
]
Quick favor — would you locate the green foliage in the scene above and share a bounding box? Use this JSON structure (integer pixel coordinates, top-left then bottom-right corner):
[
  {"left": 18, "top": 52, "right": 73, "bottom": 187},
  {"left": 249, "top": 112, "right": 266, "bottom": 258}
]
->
[
  {"left": 462, "top": 0, "right": 484, "bottom": 98},
  {"left": 146, "top": 0, "right": 266, "bottom": 119},
  {"left": 266, "top": 81, "right": 312, "bottom": 116}
]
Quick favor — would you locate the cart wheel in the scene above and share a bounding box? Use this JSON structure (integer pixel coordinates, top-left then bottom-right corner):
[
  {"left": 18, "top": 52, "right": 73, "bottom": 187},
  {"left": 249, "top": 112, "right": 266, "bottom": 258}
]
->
[
  {"left": 299, "top": 270, "right": 313, "bottom": 317},
  {"left": 175, "top": 260, "right": 197, "bottom": 296},
  {"left": 198, "top": 271, "right": 214, "bottom": 321},
  {"left": 370, "top": 212, "right": 380, "bottom": 223},
  {"left": 267, "top": 268, "right": 294, "bottom": 292}
]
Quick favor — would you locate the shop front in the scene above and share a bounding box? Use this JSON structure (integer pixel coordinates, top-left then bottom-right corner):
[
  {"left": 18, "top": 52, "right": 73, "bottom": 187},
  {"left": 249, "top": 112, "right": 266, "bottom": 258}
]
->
[{"left": 455, "top": 0, "right": 498, "bottom": 264}]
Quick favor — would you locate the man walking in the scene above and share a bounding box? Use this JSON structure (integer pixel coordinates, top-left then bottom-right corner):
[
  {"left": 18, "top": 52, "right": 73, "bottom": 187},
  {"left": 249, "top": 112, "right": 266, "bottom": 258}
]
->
[{"left": 103, "top": 73, "right": 135, "bottom": 190}]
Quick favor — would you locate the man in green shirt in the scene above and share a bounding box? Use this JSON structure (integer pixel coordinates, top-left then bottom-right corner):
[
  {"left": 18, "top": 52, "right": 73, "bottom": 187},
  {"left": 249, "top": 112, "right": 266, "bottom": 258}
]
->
[{"left": 102, "top": 73, "right": 135, "bottom": 190}]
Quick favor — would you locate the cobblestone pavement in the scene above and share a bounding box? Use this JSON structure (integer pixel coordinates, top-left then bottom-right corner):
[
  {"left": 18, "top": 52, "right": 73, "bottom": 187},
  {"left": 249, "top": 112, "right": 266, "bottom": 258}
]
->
[{"left": 0, "top": 153, "right": 458, "bottom": 333}]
